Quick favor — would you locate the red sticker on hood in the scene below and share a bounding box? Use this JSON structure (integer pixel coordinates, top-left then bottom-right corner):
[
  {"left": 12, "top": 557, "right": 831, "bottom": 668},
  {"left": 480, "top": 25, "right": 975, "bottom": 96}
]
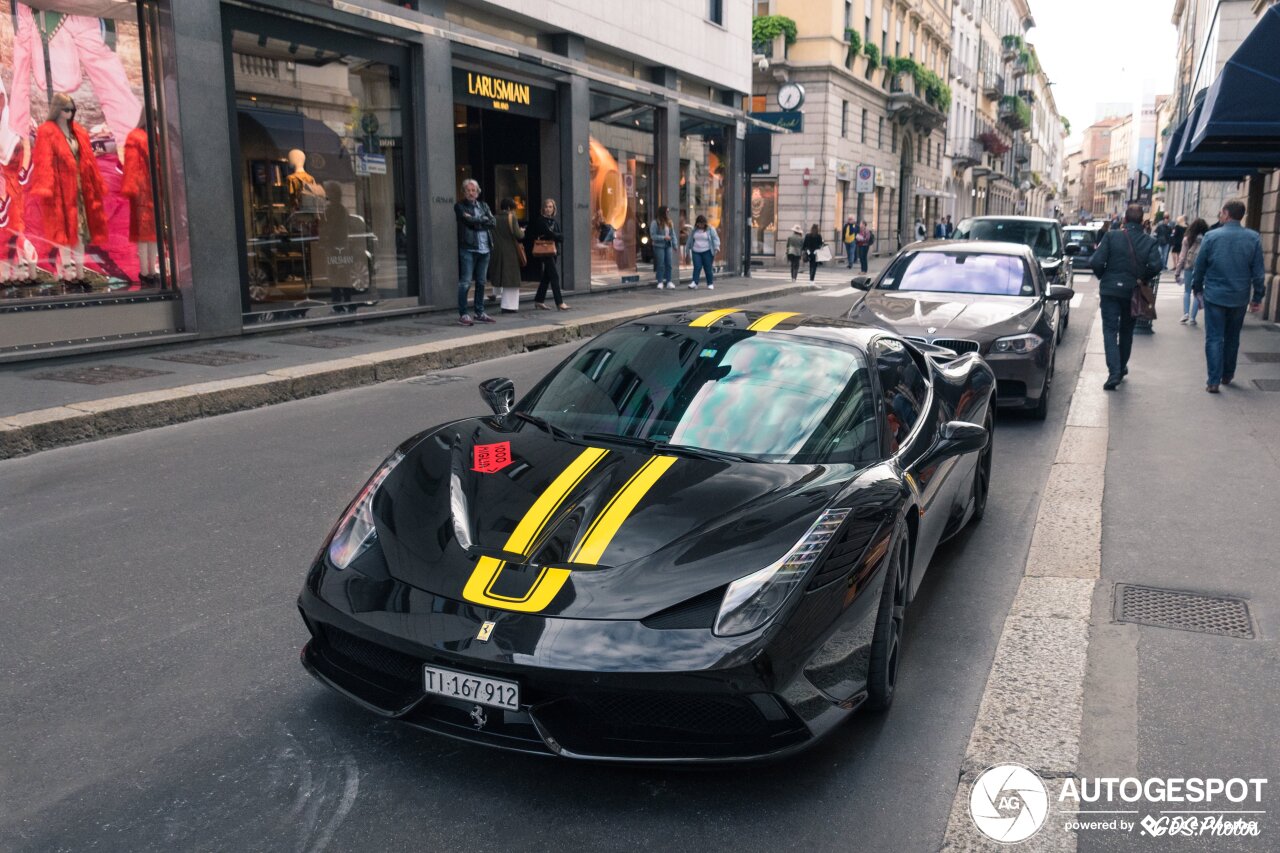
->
[{"left": 472, "top": 441, "right": 513, "bottom": 474}]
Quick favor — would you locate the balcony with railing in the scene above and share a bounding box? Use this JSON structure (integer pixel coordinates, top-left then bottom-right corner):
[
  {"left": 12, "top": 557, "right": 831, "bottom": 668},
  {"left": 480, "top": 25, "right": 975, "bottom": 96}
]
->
[
  {"left": 887, "top": 70, "right": 947, "bottom": 131},
  {"left": 998, "top": 95, "right": 1031, "bottom": 130},
  {"left": 952, "top": 137, "right": 985, "bottom": 168},
  {"left": 1013, "top": 139, "right": 1031, "bottom": 164},
  {"left": 981, "top": 70, "right": 1004, "bottom": 99},
  {"left": 949, "top": 56, "right": 974, "bottom": 85}
]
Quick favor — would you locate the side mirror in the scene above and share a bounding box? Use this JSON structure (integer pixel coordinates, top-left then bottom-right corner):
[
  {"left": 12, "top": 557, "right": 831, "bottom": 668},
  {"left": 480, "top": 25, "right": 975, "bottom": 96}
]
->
[
  {"left": 851, "top": 275, "right": 873, "bottom": 291},
  {"left": 930, "top": 420, "right": 988, "bottom": 462},
  {"left": 1064, "top": 243, "right": 1081, "bottom": 256},
  {"left": 479, "top": 377, "right": 515, "bottom": 416},
  {"left": 1046, "top": 285, "right": 1075, "bottom": 302}
]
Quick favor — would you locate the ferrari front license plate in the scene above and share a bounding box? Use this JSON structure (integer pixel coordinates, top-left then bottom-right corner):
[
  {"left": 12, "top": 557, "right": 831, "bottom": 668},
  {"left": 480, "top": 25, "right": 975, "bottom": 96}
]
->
[{"left": 423, "top": 664, "right": 520, "bottom": 711}]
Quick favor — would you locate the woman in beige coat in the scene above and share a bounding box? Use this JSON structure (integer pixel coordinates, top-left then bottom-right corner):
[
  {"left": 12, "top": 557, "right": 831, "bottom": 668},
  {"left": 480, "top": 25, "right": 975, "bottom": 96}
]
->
[{"left": 490, "top": 197, "right": 525, "bottom": 312}]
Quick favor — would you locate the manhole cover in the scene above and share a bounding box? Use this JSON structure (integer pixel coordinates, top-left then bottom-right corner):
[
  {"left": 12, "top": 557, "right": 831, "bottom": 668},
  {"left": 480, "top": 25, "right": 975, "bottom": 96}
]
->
[
  {"left": 1243, "top": 352, "right": 1280, "bottom": 363},
  {"left": 403, "top": 374, "right": 465, "bottom": 386},
  {"left": 152, "top": 349, "right": 273, "bottom": 367},
  {"left": 31, "top": 364, "right": 173, "bottom": 385},
  {"left": 1253, "top": 379, "right": 1280, "bottom": 392},
  {"left": 358, "top": 325, "right": 432, "bottom": 338},
  {"left": 1114, "top": 584, "right": 1254, "bottom": 639},
  {"left": 274, "top": 335, "right": 369, "bottom": 349}
]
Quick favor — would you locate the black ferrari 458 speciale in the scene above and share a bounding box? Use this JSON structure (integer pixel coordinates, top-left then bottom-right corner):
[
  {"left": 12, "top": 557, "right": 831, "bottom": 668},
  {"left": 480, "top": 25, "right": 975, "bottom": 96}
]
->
[{"left": 298, "top": 308, "right": 996, "bottom": 762}]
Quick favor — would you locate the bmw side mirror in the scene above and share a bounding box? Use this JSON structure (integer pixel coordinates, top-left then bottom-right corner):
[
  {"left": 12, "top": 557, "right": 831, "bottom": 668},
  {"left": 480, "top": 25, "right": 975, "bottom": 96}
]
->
[
  {"left": 851, "top": 275, "right": 873, "bottom": 290},
  {"left": 1064, "top": 243, "right": 1081, "bottom": 256},
  {"left": 1046, "top": 285, "right": 1075, "bottom": 302},
  {"left": 479, "top": 377, "right": 515, "bottom": 416}
]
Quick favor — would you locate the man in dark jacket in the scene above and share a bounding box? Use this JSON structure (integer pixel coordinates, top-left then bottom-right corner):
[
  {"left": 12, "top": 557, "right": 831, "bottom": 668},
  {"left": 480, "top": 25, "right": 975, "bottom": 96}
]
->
[
  {"left": 1090, "top": 204, "right": 1163, "bottom": 389},
  {"left": 1191, "top": 199, "right": 1265, "bottom": 393},
  {"left": 454, "top": 179, "right": 497, "bottom": 326}
]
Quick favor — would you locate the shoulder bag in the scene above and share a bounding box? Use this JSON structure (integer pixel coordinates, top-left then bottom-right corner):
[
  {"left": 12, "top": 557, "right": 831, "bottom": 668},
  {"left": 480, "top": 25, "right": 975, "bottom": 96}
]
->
[
  {"left": 1121, "top": 230, "right": 1157, "bottom": 321},
  {"left": 511, "top": 214, "right": 528, "bottom": 267}
]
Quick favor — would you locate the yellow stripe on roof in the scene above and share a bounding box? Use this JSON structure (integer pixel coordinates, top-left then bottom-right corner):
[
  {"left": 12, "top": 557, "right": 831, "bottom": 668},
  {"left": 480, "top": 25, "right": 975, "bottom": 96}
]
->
[
  {"left": 688, "top": 308, "right": 737, "bottom": 327},
  {"left": 747, "top": 312, "right": 800, "bottom": 332}
]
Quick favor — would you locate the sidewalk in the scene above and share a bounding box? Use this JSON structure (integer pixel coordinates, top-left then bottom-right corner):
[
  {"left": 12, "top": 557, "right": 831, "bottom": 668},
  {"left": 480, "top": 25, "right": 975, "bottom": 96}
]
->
[{"left": 0, "top": 258, "right": 887, "bottom": 460}]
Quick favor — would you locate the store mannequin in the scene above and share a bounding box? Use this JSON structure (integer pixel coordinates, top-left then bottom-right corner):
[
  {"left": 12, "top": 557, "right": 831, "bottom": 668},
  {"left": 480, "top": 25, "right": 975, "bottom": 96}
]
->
[
  {"left": 0, "top": 76, "right": 34, "bottom": 285},
  {"left": 121, "top": 121, "right": 158, "bottom": 284},
  {"left": 286, "top": 148, "right": 325, "bottom": 214},
  {"left": 31, "top": 92, "right": 108, "bottom": 286}
]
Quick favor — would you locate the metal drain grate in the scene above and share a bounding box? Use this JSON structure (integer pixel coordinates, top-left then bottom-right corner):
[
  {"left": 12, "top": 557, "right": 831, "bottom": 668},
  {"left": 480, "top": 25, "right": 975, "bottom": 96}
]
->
[
  {"left": 1243, "top": 352, "right": 1280, "bottom": 363},
  {"left": 31, "top": 364, "right": 173, "bottom": 385},
  {"left": 1114, "top": 584, "right": 1254, "bottom": 639},
  {"left": 358, "top": 325, "right": 432, "bottom": 337},
  {"left": 274, "top": 334, "right": 369, "bottom": 349},
  {"left": 1253, "top": 379, "right": 1280, "bottom": 392},
  {"left": 152, "top": 349, "right": 273, "bottom": 367}
]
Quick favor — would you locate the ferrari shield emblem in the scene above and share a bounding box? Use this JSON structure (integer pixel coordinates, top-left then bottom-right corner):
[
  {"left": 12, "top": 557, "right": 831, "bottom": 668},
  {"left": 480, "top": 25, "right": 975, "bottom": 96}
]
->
[
  {"left": 476, "top": 620, "right": 495, "bottom": 641},
  {"left": 472, "top": 441, "right": 513, "bottom": 474}
]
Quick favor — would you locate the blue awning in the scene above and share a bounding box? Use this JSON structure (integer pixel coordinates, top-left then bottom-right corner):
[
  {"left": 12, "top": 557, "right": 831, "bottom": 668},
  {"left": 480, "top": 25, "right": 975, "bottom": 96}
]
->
[
  {"left": 1188, "top": 5, "right": 1280, "bottom": 153},
  {"left": 1160, "top": 107, "right": 1252, "bottom": 181}
]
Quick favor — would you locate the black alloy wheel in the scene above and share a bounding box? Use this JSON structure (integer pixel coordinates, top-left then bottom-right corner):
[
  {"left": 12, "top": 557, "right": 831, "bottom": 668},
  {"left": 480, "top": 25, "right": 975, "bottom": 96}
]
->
[
  {"left": 1030, "top": 354, "right": 1053, "bottom": 421},
  {"left": 969, "top": 411, "right": 994, "bottom": 525},
  {"left": 866, "top": 525, "right": 910, "bottom": 711}
]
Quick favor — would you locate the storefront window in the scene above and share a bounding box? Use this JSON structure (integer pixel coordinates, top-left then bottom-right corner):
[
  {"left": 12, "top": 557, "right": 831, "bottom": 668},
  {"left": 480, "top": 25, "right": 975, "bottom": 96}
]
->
[
  {"left": 229, "top": 15, "right": 411, "bottom": 321},
  {"left": 0, "top": 2, "right": 171, "bottom": 302},
  {"left": 588, "top": 92, "right": 656, "bottom": 281},
  {"left": 750, "top": 180, "right": 776, "bottom": 255},
  {"left": 679, "top": 116, "right": 731, "bottom": 263}
]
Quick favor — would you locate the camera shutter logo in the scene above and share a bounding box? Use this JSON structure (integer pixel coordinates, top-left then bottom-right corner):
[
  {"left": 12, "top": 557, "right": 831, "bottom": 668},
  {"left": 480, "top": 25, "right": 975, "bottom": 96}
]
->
[{"left": 969, "top": 764, "right": 1050, "bottom": 843}]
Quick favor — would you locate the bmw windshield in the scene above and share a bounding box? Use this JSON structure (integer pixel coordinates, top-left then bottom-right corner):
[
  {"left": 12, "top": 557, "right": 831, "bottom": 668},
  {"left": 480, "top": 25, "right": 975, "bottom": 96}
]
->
[
  {"left": 521, "top": 324, "right": 879, "bottom": 465},
  {"left": 876, "top": 251, "right": 1037, "bottom": 297}
]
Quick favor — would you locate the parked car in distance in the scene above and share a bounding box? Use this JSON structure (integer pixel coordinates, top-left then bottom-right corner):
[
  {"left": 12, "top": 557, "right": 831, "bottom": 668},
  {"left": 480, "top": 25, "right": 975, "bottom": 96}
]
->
[
  {"left": 1063, "top": 225, "right": 1102, "bottom": 270},
  {"left": 849, "top": 240, "right": 1073, "bottom": 420},
  {"left": 951, "top": 216, "right": 1077, "bottom": 340}
]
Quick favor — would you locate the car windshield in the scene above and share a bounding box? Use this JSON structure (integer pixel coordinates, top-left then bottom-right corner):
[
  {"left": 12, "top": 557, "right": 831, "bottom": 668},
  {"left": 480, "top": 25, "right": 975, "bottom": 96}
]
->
[
  {"left": 956, "top": 219, "right": 1061, "bottom": 258},
  {"left": 1064, "top": 228, "right": 1096, "bottom": 248},
  {"left": 522, "top": 324, "right": 879, "bottom": 465},
  {"left": 876, "top": 251, "right": 1036, "bottom": 297}
]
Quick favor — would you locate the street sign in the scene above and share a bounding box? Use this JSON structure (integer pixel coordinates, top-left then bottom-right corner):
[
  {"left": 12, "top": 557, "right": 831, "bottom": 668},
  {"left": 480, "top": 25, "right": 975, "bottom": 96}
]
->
[
  {"left": 749, "top": 111, "right": 803, "bottom": 133},
  {"left": 856, "top": 165, "right": 875, "bottom": 194},
  {"left": 802, "top": 167, "right": 811, "bottom": 186}
]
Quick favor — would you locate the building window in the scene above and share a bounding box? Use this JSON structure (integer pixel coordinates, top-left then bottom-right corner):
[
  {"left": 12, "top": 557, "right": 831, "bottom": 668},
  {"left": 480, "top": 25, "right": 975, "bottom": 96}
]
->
[
  {"left": 755, "top": 0, "right": 770, "bottom": 14},
  {"left": 892, "top": 123, "right": 898, "bottom": 153},
  {"left": 588, "top": 91, "right": 657, "bottom": 280},
  {"left": 877, "top": 116, "right": 884, "bottom": 149},
  {"left": 708, "top": 0, "right": 723, "bottom": 25},
  {"left": 230, "top": 10, "right": 413, "bottom": 320},
  {"left": 0, "top": 1, "right": 176, "bottom": 305},
  {"left": 751, "top": 95, "right": 766, "bottom": 113},
  {"left": 750, "top": 180, "right": 777, "bottom": 256},
  {"left": 845, "top": 1, "right": 853, "bottom": 31},
  {"left": 841, "top": 101, "right": 849, "bottom": 137},
  {"left": 679, "top": 115, "right": 732, "bottom": 264},
  {"left": 882, "top": 8, "right": 890, "bottom": 57},
  {"left": 861, "top": 109, "right": 868, "bottom": 144}
]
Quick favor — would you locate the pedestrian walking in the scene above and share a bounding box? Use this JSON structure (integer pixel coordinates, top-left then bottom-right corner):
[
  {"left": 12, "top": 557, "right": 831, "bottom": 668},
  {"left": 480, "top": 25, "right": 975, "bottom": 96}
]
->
[
  {"left": 650, "top": 205, "right": 676, "bottom": 289},
  {"left": 943, "top": 215, "right": 954, "bottom": 238},
  {"left": 1090, "top": 204, "right": 1162, "bottom": 390},
  {"left": 914, "top": 218, "right": 926, "bottom": 242},
  {"left": 933, "top": 219, "right": 946, "bottom": 239},
  {"left": 1174, "top": 218, "right": 1208, "bottom": 326},
  {"left": 1170, "top": 215, "right": 1187, "bottom": 270},
  {"left": 1154, "top": 214, "right": 1172, "bottom": 269},
  {"left": 785, "top": 224, "right": 804, "bottom": 281},
  {"left": 684, "top": 214, "right": 720, "bottom": 290},
  {"left": 454, "top": 178, "right": 497, "bottom": 326},
  {"left": 1190, "top": 200, "right": 1265, "bottom": 393},
  {"left": 529, "top": 198, "right": 569, "bottom": 310},
  {"left": 855, "top": 220, "right": 873, "bottom": 273},
  {"left": 842, "top": 215, "right": 858, "bottom": 269},
  {"left": 802, "top": 224, "right": 826, "bottom": 282},
  {"left": 490, "top": 197, "right": 525, "bottom": 314}
]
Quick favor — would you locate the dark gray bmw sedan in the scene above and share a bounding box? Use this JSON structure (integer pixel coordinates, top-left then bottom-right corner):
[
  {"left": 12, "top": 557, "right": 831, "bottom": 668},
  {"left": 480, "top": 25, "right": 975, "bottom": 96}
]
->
[{"left": 847, "top": 241, "right": 1074, "bottom": 420}]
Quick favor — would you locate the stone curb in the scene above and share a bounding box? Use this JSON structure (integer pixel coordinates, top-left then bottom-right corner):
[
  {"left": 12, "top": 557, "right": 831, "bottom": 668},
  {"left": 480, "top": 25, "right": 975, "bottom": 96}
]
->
[{"left": 0, "top": 283, "right": 813, "bottom": 460}]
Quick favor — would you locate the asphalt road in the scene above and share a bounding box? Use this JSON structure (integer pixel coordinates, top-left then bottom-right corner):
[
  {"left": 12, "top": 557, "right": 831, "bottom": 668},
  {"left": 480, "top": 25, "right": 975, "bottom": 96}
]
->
[{"left": 0, "top": 282, "right": 1094, "bottom": 852}]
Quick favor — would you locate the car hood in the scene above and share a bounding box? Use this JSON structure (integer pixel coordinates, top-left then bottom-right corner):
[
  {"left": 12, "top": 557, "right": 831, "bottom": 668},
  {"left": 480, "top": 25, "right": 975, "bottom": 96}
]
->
[
  {"left": 850, "top": 290, "right": 1042, "bottom": 337},
  {"left": 370, "top": 419, "right": 853, "bottom": 620}
]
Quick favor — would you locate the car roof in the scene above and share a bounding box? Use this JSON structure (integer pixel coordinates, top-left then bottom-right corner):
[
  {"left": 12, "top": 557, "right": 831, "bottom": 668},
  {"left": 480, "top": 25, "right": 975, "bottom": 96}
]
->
[
  {"left": 903, "top": 239, "right": 1037, "bottom": 258},
  {"left": 961, "top": 215, "right": 1060, "bottom": 225},
  {"left": 619, "top": 308, "right": 889, "bottom": 349}
]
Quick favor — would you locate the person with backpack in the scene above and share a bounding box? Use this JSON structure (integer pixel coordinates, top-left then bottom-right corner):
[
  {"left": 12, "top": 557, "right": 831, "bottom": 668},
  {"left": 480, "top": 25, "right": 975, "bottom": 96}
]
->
[{"left": 1090, "top": 204, "right": 1162, "bottom": 390}]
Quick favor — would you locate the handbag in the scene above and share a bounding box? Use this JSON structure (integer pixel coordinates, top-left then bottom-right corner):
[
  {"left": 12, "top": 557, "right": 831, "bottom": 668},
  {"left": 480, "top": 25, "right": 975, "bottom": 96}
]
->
[
  {"left": 532, "top": 238, "right": 557, "bottom": 257},
  {"left": 814, "top": 244, "right": 833, "bottom": 263},
  {"left": 1121, "top": 230, "right": 1157, "bottom": 320}
]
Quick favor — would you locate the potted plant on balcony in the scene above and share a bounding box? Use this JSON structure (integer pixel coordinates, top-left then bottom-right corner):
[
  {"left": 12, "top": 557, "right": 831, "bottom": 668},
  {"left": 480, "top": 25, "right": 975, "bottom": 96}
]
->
[
  {"left": 844, "top": 28, "right": 862, "bottom": 71},
  {"left": 864, "top": 41, "right": 881, "bottom": 82},
  {"left": 752, "top": 14, "right": 797, "bottom": 59},
  {"left": 1001, "top": 34, "right": 1023, "bottom": 61}
]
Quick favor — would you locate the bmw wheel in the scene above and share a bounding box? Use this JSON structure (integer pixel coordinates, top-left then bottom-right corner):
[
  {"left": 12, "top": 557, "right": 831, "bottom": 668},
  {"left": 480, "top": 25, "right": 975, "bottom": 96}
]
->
[
  {"left": 866, "top": 525, "right": 910, "bottom": 711},
  {"left": 969, "top": 411, "right": 994, "bottom": 525},
  {"left": 1030, "top": 355, "right": 1053, "bottom": 421}
]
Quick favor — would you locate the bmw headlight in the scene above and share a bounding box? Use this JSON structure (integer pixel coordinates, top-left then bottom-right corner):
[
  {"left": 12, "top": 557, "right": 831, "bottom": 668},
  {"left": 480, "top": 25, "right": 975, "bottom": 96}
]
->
[
  {"left": 326, "top": 451, "right": 404, "bottom": 569},
  {"left": 991, "top": 333, "right": 1044, "bottom": 354},
  {"left": 714, "top": 508, "right": 851, "bottom": 637}
]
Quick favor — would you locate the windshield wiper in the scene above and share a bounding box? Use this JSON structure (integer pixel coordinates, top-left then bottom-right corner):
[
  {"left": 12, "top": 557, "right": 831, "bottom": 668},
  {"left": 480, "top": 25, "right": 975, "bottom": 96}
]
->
[
  {"left": 579, "top": 432, "right": 761, "bottom": 463},
  {"left": 510, "top": 411, "right": 575, "bottom": 441}
]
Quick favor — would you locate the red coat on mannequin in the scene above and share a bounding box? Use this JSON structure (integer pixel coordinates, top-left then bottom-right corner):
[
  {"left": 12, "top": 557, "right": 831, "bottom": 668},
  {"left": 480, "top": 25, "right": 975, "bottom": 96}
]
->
[
  {"left": 31, "top": 120, "right": 108, "bottom": 246},
  {"left": 121, "top": 127, "right": 155, "bottom": 242}
]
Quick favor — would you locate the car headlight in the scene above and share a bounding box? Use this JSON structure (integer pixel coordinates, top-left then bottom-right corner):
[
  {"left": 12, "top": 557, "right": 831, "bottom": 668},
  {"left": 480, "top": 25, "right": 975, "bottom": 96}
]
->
[
  {"left": 991, "top": 333, "right": 1044, "bottom": 354},
  {"left": 714, "top": 508, "right": 851, "bottom": 637},
  {"left": 326, "top": 451, "right": 404, "bottom": 569}
]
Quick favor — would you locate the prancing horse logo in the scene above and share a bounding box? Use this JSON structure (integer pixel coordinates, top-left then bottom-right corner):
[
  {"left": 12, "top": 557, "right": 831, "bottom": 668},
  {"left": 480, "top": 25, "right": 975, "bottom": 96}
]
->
[{"left": 470, "top": 705, "right": 488, "bottom": 729}]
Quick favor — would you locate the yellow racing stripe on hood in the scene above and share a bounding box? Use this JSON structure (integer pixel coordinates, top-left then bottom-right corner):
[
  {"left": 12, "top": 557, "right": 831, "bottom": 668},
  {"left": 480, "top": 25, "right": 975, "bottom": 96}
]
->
[
  {"left": 569, "top": 455, "right": 678, "bottom": 565},
  {"left": 688, "top": 308, "right": 737, "bottom": 327},
  {"left": 747, "top": 311, "right": 799, "bottom": 331}
]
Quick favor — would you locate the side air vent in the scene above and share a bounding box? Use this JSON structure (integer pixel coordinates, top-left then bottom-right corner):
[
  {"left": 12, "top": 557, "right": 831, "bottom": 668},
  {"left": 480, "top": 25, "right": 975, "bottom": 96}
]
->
[{"left": 807, "top": 519, "right": 882, "bottom": 590}]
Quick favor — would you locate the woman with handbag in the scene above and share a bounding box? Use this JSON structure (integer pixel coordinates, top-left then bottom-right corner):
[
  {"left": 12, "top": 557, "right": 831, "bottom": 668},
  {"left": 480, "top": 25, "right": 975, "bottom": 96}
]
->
[
  {"left": 490, "top": 197, "right": 525, "bottom": 313},
  {"left": 1175, "top": 218, "right": 1208, "bottom": 326},
  {"left": 528, "top": 198, "right": 568, "bottom": 310},
  {"left": 650, "top": 205, "right": 676, "bottom": 289},
  {"left": 802, "top": 224, "right": 826, "bottom": 282},
  {"left": 683, "top": 214, "right": 720, "bottom": 290}
]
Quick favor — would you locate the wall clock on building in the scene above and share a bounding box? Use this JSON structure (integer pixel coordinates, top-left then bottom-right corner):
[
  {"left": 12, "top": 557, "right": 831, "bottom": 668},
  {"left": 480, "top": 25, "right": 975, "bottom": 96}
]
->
[{"left": 777, "top": 82, "right": 805, "bottom": 111}]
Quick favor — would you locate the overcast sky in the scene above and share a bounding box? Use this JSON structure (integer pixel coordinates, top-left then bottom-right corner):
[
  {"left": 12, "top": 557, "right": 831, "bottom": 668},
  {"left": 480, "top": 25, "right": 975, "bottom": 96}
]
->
[{"left": 1025, "top": 0, "right": 1179, "bottom": 152}]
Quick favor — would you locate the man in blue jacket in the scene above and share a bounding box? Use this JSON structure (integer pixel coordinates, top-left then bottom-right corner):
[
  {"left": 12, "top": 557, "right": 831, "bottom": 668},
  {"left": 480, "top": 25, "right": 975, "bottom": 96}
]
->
[{"left": 1191, "top": 200, "right": 1265, "bottom": 393}]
